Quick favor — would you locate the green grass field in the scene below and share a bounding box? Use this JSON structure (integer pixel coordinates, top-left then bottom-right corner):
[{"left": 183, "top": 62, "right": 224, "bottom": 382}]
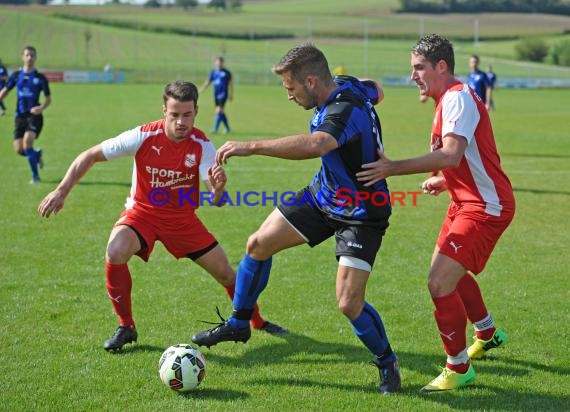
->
[
  {"left": 2, "top": 5, "right": 570, "bottom": 82},
  {"left": 0, "top": 82, "right": 569, "bottom": 411}
]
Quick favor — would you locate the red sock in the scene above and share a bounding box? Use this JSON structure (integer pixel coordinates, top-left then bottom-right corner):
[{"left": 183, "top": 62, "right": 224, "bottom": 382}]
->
[
  {"left": 105, "top": 262, "right": 134, "bottom": 327},
  {"left": 457, "top": 273, "right": 495, "bottom": 340},
  {"left": 224, "top": 285, "right": 265, "bottom": 329},
  {"left": 432, "top": 290, "right": 469, "bottom": 373}
]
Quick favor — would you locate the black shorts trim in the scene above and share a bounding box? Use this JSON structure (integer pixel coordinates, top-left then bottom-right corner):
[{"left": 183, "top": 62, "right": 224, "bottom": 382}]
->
[
  {"left": 121, "top": 224, "right": 148, "bottom": 254},
  {"left": 14, "top": 113, "right": 43, "bottom": 140},
  {"left": 278, "top": 189, "right": 389, "bottom": 267},
  {"left": 187, "top": 240, "right": 219, "bottom": 261},
  {"left": 215, "top": 98, "right": 227, "bottom": 108}
]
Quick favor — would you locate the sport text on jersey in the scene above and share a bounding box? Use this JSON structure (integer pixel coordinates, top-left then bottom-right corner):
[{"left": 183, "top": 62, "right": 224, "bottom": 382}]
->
[{"left": 146, "top": 166, "right": 195, "bottom": 189}]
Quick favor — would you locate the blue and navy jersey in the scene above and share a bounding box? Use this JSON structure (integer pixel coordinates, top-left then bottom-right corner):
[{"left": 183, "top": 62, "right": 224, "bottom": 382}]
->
[
  {"left": 307, "top": 76, "right": 390, "bottom": 223},
  {"left": 0, "top": 65, "right": 8, "bottom": 89},
  {"left": 209, "top": 68, "right": 232, "bottom": 101},
  {"left": 467, "top": 70, "right": 490, "bottom": 103},
  {"left": 5, "top": 69, "right": 50, "bottom": 117},
  {"left": 487, "top": 71, "right": 496, "bottom": 89}
]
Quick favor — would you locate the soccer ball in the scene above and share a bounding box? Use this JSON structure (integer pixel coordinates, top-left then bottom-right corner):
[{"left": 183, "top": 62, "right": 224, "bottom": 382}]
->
[{"left": 158, "top": 344, "right": 206, "bottom": 392}]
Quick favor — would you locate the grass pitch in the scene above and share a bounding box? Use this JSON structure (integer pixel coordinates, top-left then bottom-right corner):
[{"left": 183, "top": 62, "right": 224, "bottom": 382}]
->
[
  {"left": 0, "top": 83, "right": 569, "bottom": 411},
  {"left": 2, "top": 5, "right": 570, "bottom": 83}
]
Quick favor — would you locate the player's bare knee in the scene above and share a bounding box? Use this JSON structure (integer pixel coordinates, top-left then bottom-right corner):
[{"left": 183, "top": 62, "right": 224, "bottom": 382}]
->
[
  {"left": 427, "top": 275, "right": 447, "bottom": 297},
  {"left": 106, "top": 242, "right": 131, "bottom": 264},
  {"left": 337, "top": 297, "right": 361, "bottom": 319},
  {"left": 214, "top": 265, "right": 235, "bottom": 286},
  {"left": 246, "top": 232, "right": 269, "bottom": 259}
]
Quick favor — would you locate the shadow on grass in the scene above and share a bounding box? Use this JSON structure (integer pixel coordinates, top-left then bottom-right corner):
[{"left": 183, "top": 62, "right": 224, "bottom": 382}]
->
[
  {"left": 179, "top": 388, "right": 250, "bottom": 401},
  {"left": 513, "top": 187, "right": 570, "bottom": 196},
  {"left": 202, "top": 334, "right": 569, "bottom": 408},
  {"left": 203, "top": 332, "right": 367, "bottom": 367},
  {"left": 109, "top": 343, "right": 165, "bottom": 355},
  {"left": 36, "top": 180, "right": 132, "bottom": 187},
  {"left": 416, "top": 383, "right": 569, "bottom": 411},
  {"left": 503, "top": 152, "right": 570, "bottom": 160},
  {"left": 77, "top": 181, "right": 132, "bottom": 188}
]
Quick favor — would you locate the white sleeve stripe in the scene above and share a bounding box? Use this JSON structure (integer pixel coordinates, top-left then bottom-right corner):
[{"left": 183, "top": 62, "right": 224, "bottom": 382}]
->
[
  {"left": 464, "top": 138, "right": 502, "bottom": 216},
  {"left": 194, "top": 136, "right": 216, "bottom": 181},
  {"left": 441, "top": 86, "right": 479, "bottom": 142},
  {"left": 101, "top": 127, "right": 163, "bottom": 160}
]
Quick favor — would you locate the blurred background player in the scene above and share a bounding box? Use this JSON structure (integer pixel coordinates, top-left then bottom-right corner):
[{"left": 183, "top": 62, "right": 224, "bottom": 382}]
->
[
  {"left": 357, "top": 34, "right": 515, "bottom": 392},
  {"left": 468, "top": 54, "right": 492, "bottom": 111},
  {"left": 0, "top": 46, "right": 51, "bottom": 184},
  {"left": 486, "top": 64, "right": 497, "bottom": 111},
  {"left": 0, "top": 58, "right": 8, "bottom": 116},
  {"left": 332, "top": 63, "right": 348, "bottom": 76},
  {"left": 200, "top": 56, "right": 233, "bottom": 134},
  {"left": 192, "top": 43, "right": 401, "bottom": 394},
  {"left": 38, "top": 80, "right": 286, "bottom": 352}
]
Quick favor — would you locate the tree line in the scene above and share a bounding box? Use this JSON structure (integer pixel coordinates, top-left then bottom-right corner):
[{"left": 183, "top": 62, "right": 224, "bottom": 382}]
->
[
  {"left": 399, "top": 0, "right": 570, "bottom": 15},
  {"left": 0, "top": 0, "right": 242, "bottom": 7}
]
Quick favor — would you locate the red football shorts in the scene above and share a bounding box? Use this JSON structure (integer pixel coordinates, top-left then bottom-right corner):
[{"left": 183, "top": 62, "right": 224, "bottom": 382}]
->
[
  {"left": 437, "top": 202, "right": 514, "bottom": 274},
  {"left": 114, "top": 208, "right": 217, "bottom": 261}
]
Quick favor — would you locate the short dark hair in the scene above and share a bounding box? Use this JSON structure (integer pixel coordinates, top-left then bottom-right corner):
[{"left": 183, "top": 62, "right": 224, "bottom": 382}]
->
[
  {"left": 470, "top": 54, "right": 480, "bottom": 63},
  {"left": 23, "top": 45, "right": 37, "bottom": 55},
  {"left": 412, "top": 34, "right": 455, "bottom": 75},
  {"left": 273, "top": 42, "right": 332, "bottom": 84},
  {"left": 163, "top": 80, "right": 199, "bottom": 105}
]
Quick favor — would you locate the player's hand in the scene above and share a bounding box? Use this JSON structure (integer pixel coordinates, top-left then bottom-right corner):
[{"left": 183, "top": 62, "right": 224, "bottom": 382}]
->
[
  {"left": 421, "top": 176, "right": 447, "bottom": 196},
  {"left": 216, "top": 141, "right": 253, "bottom": 165},
  {"left": 30, "top": 106, "right": 43, "bottom": 115},
  {"left": 207, "top": 164, "right": 227, "bottom": 191},
  {"left": 356, "top": 149, "right": 394, "bottom": 187},
  {"left": 38, "top": 190, "right": 66, "bottom": 218}
]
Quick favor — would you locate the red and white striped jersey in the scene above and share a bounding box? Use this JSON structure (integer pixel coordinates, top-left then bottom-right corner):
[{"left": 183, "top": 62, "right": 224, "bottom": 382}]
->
[
  {"left": 101, "top": 119, "right": 216, "bottom": 215},
  {"left": 431, "top": 81, "right": 515, "bottom": 216}
]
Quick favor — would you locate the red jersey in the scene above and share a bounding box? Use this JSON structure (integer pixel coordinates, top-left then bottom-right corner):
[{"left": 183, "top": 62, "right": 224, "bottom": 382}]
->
[
  {"left": 431, "top": 82, "right": 515, "bottom": 216},
  {"left": 101, "top": 119, "right": 216, "bottom": 216}
]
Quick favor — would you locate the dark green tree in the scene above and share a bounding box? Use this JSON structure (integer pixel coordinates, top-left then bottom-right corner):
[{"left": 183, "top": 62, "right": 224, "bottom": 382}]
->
[
  {"left": 176, "top": 0, "right": 197, "bottom": 9},
  {"left": 208, "top": 0, "right": 226, "bottom": 10}
]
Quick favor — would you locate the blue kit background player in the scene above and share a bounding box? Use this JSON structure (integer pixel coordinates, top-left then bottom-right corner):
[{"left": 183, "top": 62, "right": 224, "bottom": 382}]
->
[
  {"left": 192, "top": 43, "right": 401, "bottom": 394},
  {"left": 200, "top": 56, "right": 233, "bottom": 134},
  {"left": 486, "top": 64, "right": 497, "bottom": 111},
  {"left": 468, "top": 54, "right": 492, "bottom": 111},
  {"left": 0, "top": 58, "right": 8, "bottom": 115},
  {"left": 0, "top": 46, "right": 51, "bottom": 184}
]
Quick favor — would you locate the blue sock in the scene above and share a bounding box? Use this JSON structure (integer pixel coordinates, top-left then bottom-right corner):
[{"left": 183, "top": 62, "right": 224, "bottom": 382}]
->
[
  {"left": 25, "top": 148, "right": 39, "bottom": 179},
  {"left": 214, "top": 113, "right": 222, "bottom": 132},
  {"left": 350, "top": 302, "right": 396, "bottom": 366},
  {"left": 227, "top": 254, "right": 272, "bottom": 329},
  {"left": 220, "top": 113, "right": 230, "bottom": 131}
]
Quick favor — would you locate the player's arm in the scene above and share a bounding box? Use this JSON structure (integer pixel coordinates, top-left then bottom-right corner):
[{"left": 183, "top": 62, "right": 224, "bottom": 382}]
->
[
  {"left": 228, "top": 77, "right": 233, "bottom": 101},
  {"left": 203, "top": 164, "right": 227, "bottom": 207},
  {"left": 38, "top": 145, "right": 107, "bottom": 218},
  {"left": 216, "top": 131, "right": 338, "bottom": 164},
  {"left": 356, "top": 133, "right": 467, "bottom": 186},
  {"left": 485, "top": 87, "right": 492, "bottom": 111},
  {"left": 31, "top": 76, "right": 52, "bottom": 115},
  {"left": 200, "top": 76, "right": 211, "bottom": 93},
  {"left": 0, "top": 72, "right": 17, "bottom": 100},
  {"left": 421, "top": 175, "right": 447, "bottom": 196},
  {"left": 31, "top": 94, "right": 51, "bottom": 115}
]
